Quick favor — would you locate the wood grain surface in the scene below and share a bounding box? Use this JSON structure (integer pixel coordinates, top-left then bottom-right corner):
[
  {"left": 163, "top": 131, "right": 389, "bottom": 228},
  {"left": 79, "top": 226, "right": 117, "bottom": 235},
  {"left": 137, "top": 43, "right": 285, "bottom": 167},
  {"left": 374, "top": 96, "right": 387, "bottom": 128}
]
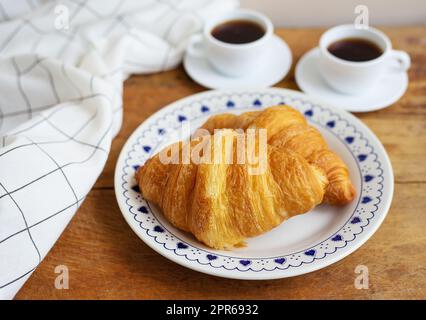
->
[{"left": 15, "top": 27, "right": 426, "bottom": 300}]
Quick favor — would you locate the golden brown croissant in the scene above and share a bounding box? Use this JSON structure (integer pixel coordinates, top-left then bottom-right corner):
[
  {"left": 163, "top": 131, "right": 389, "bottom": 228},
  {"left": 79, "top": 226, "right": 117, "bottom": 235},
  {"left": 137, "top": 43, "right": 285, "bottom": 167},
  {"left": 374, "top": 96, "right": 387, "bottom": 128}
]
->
[
  {"left": 198, "top": 106, "right": 356, "bottom": 205},
  {"left": 136, "top": 129, "right": 328, "bottom": 249}
]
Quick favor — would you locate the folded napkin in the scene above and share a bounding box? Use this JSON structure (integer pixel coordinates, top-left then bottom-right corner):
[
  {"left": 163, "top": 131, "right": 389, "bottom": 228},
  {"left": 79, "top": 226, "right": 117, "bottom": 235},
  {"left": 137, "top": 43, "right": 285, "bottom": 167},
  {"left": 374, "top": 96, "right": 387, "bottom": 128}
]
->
[{"left": 0, "top": 0, "right": 238, "bottom": 299}]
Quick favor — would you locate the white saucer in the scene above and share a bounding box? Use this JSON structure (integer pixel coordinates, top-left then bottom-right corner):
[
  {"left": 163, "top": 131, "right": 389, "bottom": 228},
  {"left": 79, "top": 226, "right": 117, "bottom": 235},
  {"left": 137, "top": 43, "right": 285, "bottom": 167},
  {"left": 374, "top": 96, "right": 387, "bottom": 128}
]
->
[
  {"left": 295, "top": 48, "right": 408, "bottom": 112},
  {"left": 183, "top": 35, "right": 292, "bottom": 90}
]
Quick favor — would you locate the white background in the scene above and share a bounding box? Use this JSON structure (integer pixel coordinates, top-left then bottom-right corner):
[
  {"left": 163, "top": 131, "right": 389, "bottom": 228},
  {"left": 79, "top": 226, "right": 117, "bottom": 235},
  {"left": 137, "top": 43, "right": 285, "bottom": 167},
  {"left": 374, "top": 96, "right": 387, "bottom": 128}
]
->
[{"left": 241, "top": 0, "right": 426, "bottom": 27}]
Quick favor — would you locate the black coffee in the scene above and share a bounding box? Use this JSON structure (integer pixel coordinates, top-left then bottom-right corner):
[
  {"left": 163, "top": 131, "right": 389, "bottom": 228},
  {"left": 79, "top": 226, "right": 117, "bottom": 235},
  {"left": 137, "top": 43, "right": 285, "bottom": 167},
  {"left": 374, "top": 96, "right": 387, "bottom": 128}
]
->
[
  {"left": 328, "top": 38, "right": 383, "bottom": 62},
  {"left": 211, "top": 20, "right": 265, "bottom": 44}
]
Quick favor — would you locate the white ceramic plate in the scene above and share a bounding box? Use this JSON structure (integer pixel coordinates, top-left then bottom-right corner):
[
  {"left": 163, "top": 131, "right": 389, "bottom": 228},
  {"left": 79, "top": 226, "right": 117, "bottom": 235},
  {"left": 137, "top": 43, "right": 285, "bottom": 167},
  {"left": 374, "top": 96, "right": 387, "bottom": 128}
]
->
[
  {"left": 114, "top": 88, "right": 393, "bottom": 280},
  {"left": 295, "top": 48, "right": 408, "bottom": 112}
]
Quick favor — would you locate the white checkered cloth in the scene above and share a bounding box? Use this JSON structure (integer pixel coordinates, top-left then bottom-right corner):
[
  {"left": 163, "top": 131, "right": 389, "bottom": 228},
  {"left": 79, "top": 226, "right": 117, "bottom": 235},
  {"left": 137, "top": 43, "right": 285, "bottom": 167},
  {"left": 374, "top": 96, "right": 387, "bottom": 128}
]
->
[{"left": 0, "top": 0, "right": 238, "bottom": 299}]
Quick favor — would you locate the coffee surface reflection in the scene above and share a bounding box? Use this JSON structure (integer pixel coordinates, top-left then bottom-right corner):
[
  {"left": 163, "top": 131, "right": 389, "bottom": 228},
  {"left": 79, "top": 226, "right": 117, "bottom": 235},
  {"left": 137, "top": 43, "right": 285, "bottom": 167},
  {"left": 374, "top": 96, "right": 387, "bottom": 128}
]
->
[
  {"left": 328, "top": 38, "right": 383, "bottom": 62},
  {"left": 211, "top": 20, "right": 265, "bottom": 44}
]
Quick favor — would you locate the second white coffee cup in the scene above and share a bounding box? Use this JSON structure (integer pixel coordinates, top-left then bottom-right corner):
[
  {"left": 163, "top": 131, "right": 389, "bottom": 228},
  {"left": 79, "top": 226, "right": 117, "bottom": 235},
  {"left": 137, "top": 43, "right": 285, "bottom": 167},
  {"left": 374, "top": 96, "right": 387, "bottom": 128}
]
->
[
  {"left": 186, "top": 9, "right": 273, "bottom": 77},
  {"left": 319, "top": 24, "right": 411, "bottom": 95}
]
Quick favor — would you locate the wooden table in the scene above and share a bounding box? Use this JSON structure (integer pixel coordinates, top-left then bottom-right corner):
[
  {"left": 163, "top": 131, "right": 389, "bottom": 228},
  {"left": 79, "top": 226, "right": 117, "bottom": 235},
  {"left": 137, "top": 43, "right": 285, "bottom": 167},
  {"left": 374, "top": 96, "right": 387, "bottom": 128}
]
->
[{"left": 15, "top": 27, "right": 426, "bottom": 300}]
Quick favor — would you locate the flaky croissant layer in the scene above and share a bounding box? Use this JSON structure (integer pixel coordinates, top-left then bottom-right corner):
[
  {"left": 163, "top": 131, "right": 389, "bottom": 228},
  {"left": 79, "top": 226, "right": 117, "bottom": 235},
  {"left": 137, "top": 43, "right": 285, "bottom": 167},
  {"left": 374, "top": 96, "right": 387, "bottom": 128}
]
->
[
  {"left": 199, "top": 106, "right": 356, "bottom": 205},
  {"left": 136, "top": 130, "right": 328, "bottom": 249}
]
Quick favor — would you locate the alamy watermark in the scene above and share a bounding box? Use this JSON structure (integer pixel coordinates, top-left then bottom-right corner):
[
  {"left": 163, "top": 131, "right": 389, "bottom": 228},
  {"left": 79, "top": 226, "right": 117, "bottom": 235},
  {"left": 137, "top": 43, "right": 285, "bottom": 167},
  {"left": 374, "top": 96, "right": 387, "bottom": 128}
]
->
[
  {"left": 54, "top": 264, "right": 69, "bottom": 289},
  {"left": 354, "top": 4, "right": 369, "bottom": 29},
  {"left": 354, "top": 264, "right": 369, "bottom": 289},
  {"left": 54, "top": 4, "right": 70, "bottom": 30},
  {"left": 156, "top": 122, "right": 269, "bottom": 175}
]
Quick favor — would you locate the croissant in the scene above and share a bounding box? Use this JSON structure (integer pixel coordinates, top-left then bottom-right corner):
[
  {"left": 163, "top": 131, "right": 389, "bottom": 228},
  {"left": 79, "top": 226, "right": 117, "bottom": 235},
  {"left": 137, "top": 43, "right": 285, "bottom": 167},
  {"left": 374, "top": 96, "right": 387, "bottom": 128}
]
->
[
  {"left": 136, "top": 129, "right": 328, "bottom": 249},
  {"left": 198, "top": 106, "right": 356, "bottom": 205}
]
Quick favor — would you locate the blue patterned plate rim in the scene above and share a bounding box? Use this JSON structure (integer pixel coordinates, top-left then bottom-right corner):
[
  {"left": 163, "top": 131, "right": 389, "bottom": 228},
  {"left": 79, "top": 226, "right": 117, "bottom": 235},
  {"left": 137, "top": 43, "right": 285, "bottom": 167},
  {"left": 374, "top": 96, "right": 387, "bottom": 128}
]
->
[{"left": 114, "top": 88, "right": 394, "bottom": 280}]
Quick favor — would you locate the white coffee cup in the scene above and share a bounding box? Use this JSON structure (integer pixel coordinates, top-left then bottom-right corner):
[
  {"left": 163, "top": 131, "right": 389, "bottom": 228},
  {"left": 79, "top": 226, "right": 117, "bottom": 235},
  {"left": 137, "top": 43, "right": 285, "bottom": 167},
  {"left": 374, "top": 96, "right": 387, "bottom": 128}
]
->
[
  {"left": 186, "top": 9, "right": 273, "bottom": 77},
  {"left": 318, "top": 24, "right": 411, "bottom": 95}
]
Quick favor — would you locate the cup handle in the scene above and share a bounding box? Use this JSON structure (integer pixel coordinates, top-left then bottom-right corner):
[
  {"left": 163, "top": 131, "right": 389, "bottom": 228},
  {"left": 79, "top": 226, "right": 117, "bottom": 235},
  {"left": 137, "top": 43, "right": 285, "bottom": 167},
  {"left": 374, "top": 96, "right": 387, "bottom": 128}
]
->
[
  {"left": 186, "top": 34, "right": 205, "bottom": 58},
  {"left": 388, "top": 50, "right": 411, "bottom": 72}
]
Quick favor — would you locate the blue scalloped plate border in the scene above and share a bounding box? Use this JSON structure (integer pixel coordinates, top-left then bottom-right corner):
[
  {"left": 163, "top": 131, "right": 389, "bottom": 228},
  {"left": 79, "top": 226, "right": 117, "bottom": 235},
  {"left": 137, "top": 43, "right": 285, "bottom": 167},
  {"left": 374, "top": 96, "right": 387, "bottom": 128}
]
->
[{"left": 114, "top": 88, "right": 394, "bottom": 280}]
